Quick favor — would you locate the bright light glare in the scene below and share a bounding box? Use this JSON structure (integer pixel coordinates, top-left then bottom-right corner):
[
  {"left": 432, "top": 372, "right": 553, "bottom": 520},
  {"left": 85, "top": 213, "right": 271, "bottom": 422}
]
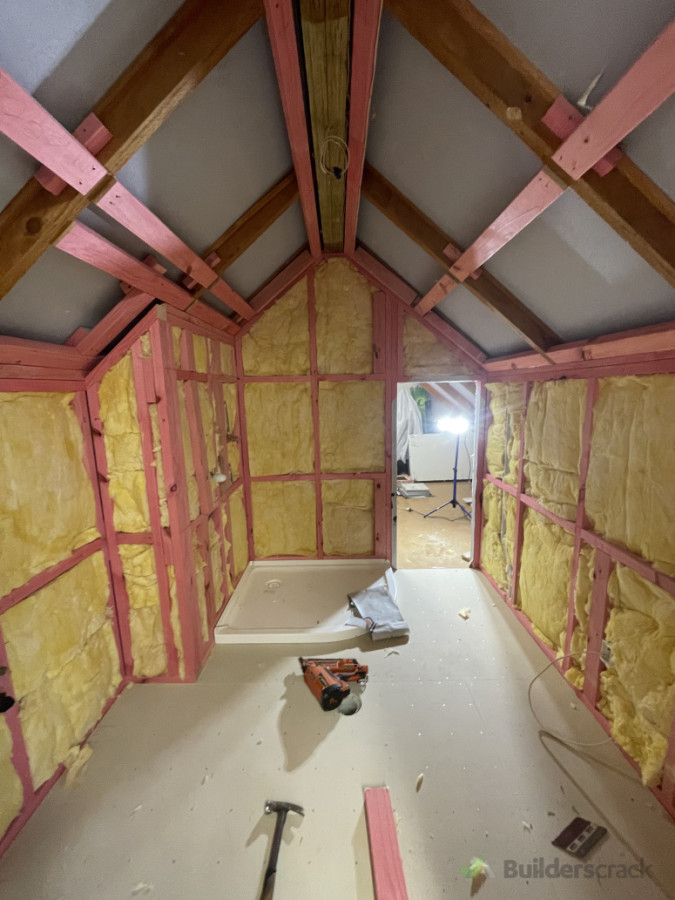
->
[{"left": 437, "top": 415, "right": 469, "bottom": 435}]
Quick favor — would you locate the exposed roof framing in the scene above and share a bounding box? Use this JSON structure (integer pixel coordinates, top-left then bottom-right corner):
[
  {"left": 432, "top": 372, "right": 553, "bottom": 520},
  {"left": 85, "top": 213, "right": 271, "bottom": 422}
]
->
[
  {"left": 198, "top": 171, "right": 299, "bottom": 277},
  {"left": 386, "top": 0, "right": 675, "bottom": 290},
  {"left": 299, "top": 0, "right": 351, "bottom": 252},
  {"left": 0, "top": 0, "right": 263, "bottom": 299},
  {"left": 264, "top": 0, "right": 323, "bottom": 256},
  {"left": 361, "top": 163, "right": 561, "bottom": 354}
]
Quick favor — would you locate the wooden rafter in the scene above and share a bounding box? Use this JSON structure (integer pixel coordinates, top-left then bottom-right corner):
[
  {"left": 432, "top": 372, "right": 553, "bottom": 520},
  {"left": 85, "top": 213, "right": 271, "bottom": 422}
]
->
[
  {"left": 0, "top": 0, "right": 262, "bottom": 298},
  {"left": 386, "top": 0, "right": 675, "bottom": 289},
  {"left": 362, "top": 163, "right": 560, "bottom": 352},
  {"left": 343, "top": 0, "right": 383, "bottom": 253},
  {"left": 263, "top": 0, "right": 322, "bottom": 256},
  {"left": 199, "top": 170, "right": 299, "bottom": 276},
  {"left": 299, "top": 0, "right": 351, "bottom": 252}
]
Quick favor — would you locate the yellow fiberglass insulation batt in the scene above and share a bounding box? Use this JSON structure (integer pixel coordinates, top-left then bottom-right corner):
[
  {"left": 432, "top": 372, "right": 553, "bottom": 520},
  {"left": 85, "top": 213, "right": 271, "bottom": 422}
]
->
[
  {"left": 242, "top": 277, "right": 310, "bottom": 375},
  {"left": 565, "top": 545, "right": 595, "bottom": 691},
  {"left": 402, "top": 315, "right": 475, "bottom": 378},
  {"left": 314, "top": 259, "right": 374, "bottom": 374},
  {"left": 524, "top": 380, "right": 585, "bottom": 521},
  {"left": 1, "top": 552, "right": 121, "bottom": 788},
  {"left": 322, "top": 480, "right": 374, "bottom": 556},
  {"left": 586, "top": 375, "right": 675, "bottom": 577},
  {"left": 222, "top": 383, "right": 240, "bottom": 481},
  {"left": 230, "top": 486, "right": 249, "bottom": 577},
  {"left": 480, "top": 482, "right": 516, "bottom": 592},
  {"left": 98, "top": 354, "right": 150, "bottom": 533},
  {"left": 517, "top": 508, "right": 573, "bottom": 650},
  {"left": 251, "top": 481, "right": 317, "bottom": 558},
  {"left": 599, "top": 565, "right": 675, "bottom": 786},
  {"left": 319, "top": 381, "right": 385, "bottom": 473},
  {"left": 485, "top": 383, "right": 524, "bottom": 485},
  {"left": 198, "top": 383, "right": 218, "bottom": 502},
  {"left": 0, "top": 716, "right": 23, "bottom": 839},
  {"left": 245, "top": 382, "right": 314, "bottom": 477},
  {"left": 118, "top": 544, "right": 168, "bottom": 679},
  {"left": 0, "top": 392, "right": 100, "bottom": 596},
  {"left": 167, "top": 565, "right": 185, "bottom": 681}
]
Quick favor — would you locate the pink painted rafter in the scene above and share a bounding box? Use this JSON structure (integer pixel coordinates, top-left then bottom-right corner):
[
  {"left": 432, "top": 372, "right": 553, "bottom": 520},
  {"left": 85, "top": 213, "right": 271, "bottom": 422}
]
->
[
  {"left": 0, "top": 67, "right": 107, "bottom": 194},
  {"left": 34, "top": 113, "right": 112, "bottom": 196},
  {"left": 552, "top": 19, "right": 675, "bottom": 180},
  {"left": 343, "top": 0, "right": 384, "bottom": 253},
  {"left": 263, "top": 0, "right": 322, "bottom": 257},
  {"left": 95, "top": 183, "right": 254, "bottom": 319}
]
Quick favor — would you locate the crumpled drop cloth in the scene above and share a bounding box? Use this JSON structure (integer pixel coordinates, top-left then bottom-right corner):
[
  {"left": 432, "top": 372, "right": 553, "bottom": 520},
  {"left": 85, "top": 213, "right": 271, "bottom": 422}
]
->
[{"left": 346, "top": 568, "right": 409, "bottom": 640}]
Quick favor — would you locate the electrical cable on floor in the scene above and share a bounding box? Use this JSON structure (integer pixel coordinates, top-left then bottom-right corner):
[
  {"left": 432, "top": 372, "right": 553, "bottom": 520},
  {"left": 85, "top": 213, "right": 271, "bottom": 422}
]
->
[
  {"left": 395, "top": 499, "right": 467, "bottom": 523},
  {"left": 527, "top": 652, "right": 615, "bottom": 748}
]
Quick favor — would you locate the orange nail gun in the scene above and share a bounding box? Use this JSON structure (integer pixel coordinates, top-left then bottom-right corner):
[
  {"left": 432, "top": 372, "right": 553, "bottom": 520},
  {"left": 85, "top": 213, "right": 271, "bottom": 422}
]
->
[{"left": 299, "top": 658, "right": 369, "bottom": 714}]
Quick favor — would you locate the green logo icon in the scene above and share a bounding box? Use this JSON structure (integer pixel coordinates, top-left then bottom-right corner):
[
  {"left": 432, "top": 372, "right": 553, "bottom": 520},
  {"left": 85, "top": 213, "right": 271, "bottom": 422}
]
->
[{"left": 461, "top": 857, "right": 487, "bottom": 879}]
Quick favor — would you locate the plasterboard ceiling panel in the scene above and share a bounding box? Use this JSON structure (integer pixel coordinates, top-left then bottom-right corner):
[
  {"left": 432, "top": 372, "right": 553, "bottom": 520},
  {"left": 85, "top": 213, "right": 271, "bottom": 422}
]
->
[
  {"left": 367, "top": 11, "right": 541, "bottom": 248},
  {"left": 116, "top": 21, "right": 293, "bottom": 256},
  {"left": 470, "top": 0, "right": 675, "bottom": 203},
  {"left": 435, "top": 286, "right": 529, "bottom": 358},
  {"left": 223, "top": 201, "right": 307, "bottom": 299},
  {"left": 484, "top": 189, "right": 675, "bottom": 341},
  {"left": 622, "top": 96, "right": 675, "bottom": 202},
  {"left": 357, "top": 200, "right": 526, "bottom": 356},
  {"left": 0, "top": 0, "right": 185, "bottom": 210},
  {"left": 471, "top": 0, "right": 674, "bottom": 101},
  {"left": 0, "top": 247, "right": 122, "bottom": 343},
  {"left": 357, "top": 199, "right": 444, "bottom": 293}
]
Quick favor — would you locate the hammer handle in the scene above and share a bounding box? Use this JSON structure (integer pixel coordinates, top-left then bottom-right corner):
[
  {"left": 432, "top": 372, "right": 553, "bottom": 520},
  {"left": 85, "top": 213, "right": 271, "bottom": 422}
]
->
[
  {"left": 260, "top": 872, "right": 276, "bottom": 900},
  {"left": 259, "top": 810, "right": 287, "bottom": 900}
]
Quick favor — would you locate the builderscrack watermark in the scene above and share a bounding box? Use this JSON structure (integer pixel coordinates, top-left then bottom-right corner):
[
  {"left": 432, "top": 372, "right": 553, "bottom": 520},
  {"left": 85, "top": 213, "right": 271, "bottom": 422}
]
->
[{"left": 461, "top": 857, "right": 654, "bottom": 880}]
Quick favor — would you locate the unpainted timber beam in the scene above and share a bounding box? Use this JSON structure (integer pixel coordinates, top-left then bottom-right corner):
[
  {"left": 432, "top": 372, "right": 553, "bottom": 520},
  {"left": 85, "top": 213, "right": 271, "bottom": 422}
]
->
[
  {"left": 386, "top": 0, "right": 675, "bottom": 289},
  {"left": 362, "top": 163, "right": 560, "bottom": 352},
  {"left": 299, "top": 0, "right": 351, "bottom": 252},
  {"left": 0, "top": 0, "right": 262, "bottom": 298}
]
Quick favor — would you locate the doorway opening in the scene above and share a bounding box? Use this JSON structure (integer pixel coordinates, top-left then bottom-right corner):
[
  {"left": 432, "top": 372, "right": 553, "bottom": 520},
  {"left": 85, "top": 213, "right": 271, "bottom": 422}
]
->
[{"left": 394, "top": 380, "right": 478, "bottom": 569}]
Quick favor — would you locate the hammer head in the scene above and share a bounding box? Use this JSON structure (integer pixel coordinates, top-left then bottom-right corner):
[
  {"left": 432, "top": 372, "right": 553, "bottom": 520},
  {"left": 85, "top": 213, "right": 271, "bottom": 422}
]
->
[{"left": 265, "top": 799, "right": 305, "bottom": 817}]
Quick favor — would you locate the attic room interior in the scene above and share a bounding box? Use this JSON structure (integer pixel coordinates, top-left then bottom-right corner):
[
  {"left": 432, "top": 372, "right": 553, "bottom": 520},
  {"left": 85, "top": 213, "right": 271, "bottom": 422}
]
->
[{"left": 1, "top": 0, "right": 675, "bottom": 896}]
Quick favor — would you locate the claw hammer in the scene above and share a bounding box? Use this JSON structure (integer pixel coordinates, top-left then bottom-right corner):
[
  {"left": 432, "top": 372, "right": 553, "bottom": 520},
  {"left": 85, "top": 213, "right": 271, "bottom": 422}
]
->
[{"left": 259, "top": 799, "right": 305, "bottom": 900}]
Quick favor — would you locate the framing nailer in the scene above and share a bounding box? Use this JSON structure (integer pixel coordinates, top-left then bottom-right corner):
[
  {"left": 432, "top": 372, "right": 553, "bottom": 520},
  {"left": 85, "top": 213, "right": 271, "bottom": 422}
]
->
[{"left": 298, "top": 657, "right": 368, "bottom": 716}]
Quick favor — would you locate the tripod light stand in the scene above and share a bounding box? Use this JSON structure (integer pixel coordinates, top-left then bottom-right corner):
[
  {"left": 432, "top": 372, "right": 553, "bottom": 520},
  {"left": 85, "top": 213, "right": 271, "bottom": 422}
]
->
[{"left": 423, "top": 415, "right": 471, "bottom": 520}]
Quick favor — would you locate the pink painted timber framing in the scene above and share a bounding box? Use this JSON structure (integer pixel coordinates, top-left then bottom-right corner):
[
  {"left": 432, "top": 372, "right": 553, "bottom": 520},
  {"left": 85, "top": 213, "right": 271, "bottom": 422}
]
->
[
  {"left": 508, "top": 384, "right": 530, "bottom": 605},
  {"left": 0, "top": 336, "right": 93, "bottom": 371},
  {"left": 34, "top": 112, "right": 112, "bottom": 195},
  {"left": 95, "top": 182, "right": 254, "bottom": 320},
  {"left": 0, "top": 67, "right": 107, "bottom": 194},
  {"left": 552, "top": 19, "right": 675, "bottom": 180},
  {"left": 263, "top": 0, "right": 322, "bottom": 257},
  {"left": 363, "top": 787, "right": 410, "bottom": 900},
  {"left": 470, "top": 382, "right": 489, "bottom": 569},
  {"left": 149, "top": 318, "right": 201, "bottom": 678},
  {"left": 58, "top": 223, "right": 193, "bottom": 310},
  {"left": 247, "top": 249, "right": 314, "bottom": 316},
  {"left": 130, "top": 345, "right": 180, "bottom": 678},
  {"left": 343, "top": 0, "right": 384, "bottom": 253},
  {"left": 541, "top": 96, "right": 622, "bottom": 177},
  {"left": 234, "top": 339, "right": 256, "bottom": 566},
  {"left": 307, "top": 269, "right": 324, "bottom": 557},
  {"left": 180, "top": 332, "right": 218, "bottom": 636},
  {"left": 350, "top": 246, "right": 418, "bottom": 305},
  {"left": 415, "top": 274, "right": 458, "bottom": 316},
  {"left": 449, "top": 170, "right": 566, "bottom": 283},
  {"left": 85, "top": 385, "right": 135, "bottom": 676},
  {"left": 583, "top": 551, "right": 613, "bottom": 706},
  {"left": 563, "top": 380, "right": 598, "bottom": 671}
]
